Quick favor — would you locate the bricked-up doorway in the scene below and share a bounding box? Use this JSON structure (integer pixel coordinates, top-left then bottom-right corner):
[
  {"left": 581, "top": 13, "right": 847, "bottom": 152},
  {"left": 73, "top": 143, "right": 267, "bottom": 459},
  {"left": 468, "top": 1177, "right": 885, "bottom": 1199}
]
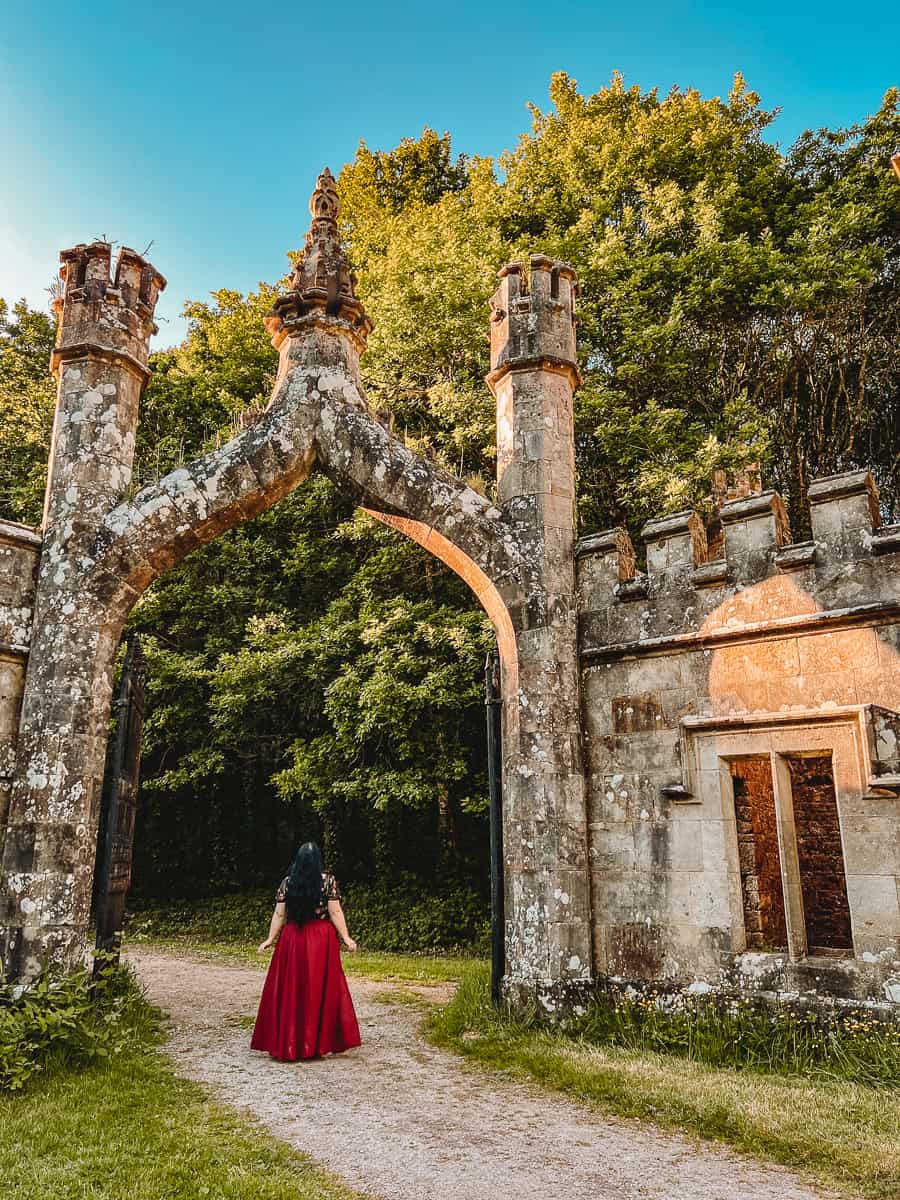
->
[
  {"left": 787, "top": 755, "right": 853, "bottom": 953},
  {"left": 730, "top": 758, "right": 788, "bottom": 950},
  {"left": 729, "top": 752, "right": 853, "bottom": 956}
]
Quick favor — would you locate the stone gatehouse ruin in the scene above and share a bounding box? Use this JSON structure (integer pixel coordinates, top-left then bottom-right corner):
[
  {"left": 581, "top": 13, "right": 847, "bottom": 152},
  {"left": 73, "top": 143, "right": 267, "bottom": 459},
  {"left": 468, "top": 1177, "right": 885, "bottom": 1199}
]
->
[{"left": 1, "top": 170, "right": 898, "bottom": 1007}]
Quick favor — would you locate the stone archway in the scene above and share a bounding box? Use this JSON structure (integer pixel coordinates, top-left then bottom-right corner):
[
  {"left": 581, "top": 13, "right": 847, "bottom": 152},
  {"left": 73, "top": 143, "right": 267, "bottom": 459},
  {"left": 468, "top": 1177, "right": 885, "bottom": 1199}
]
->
[{"left": 0, "top": 171, "right": 593, "bottom": 1001}]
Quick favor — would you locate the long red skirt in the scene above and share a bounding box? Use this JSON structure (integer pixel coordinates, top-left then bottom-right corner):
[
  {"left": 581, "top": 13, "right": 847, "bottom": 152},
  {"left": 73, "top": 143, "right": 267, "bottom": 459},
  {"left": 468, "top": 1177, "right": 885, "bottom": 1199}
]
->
[{"left": 251, "top": 919, "right": 361, "bottom": 1061}]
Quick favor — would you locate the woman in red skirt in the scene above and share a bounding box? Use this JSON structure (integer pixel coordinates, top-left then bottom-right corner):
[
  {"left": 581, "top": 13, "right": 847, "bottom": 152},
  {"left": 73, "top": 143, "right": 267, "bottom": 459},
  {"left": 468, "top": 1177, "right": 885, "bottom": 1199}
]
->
[{"left": 251, "top": 842, "right": 361, "bottom": 1061}]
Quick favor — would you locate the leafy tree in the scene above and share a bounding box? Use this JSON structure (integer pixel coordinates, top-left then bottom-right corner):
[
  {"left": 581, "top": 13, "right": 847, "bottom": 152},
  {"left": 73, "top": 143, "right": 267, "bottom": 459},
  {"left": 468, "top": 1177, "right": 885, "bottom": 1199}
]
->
[
  {"left": 1, "top": 75, "right": 898, "bottom": 901},
  {"left": 0, "top": 299, "right": 56, "bottom": 526}
]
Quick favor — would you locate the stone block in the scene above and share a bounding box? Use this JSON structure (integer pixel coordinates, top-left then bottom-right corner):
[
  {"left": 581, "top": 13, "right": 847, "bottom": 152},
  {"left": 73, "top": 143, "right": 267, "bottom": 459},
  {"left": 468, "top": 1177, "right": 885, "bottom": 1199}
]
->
[
  {"left": 719, "top": 491, "right": 790, "bottom": 584},
  {"left": 666, "top": 818, "right": 705, "bottom": 870},
  {"left": 846, "top": 874, "right": 900, "bottom": 939},
  {"left": 842, "top": 820, "right": 900, "bottom": 876},
  {"left": 797, "top": 627, "right": 879, "bottom": 678},
  {"left": 588, "top": 823, "right": 638, "bottom": 871},
  {"left": 808, "top": 469, "right": 881, "bottom": 558}
]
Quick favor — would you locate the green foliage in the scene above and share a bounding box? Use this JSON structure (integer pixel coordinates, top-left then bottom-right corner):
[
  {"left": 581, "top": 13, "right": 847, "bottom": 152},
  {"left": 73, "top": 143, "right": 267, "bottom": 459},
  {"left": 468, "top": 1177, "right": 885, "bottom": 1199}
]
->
[
  {"left": 131, "top": 482, "right": 493, "bottom": 895},
  {"left": 340, "top": 76, "right": 900, "bottom": 531},
  {"left": 434, "top": 965, "right": 900, "bottom": 1087},
  {"left": 2, "top": 76, "right": 898, "bottom": 905},
  {"left": 0, "top": 961, "right": 158, "bottom": 1093},
  {"left": 128, "top": 880, "right": 489, "bottom": 955},
  {"left": 0, "top": 298, "right": 56, "bottom": 525}
]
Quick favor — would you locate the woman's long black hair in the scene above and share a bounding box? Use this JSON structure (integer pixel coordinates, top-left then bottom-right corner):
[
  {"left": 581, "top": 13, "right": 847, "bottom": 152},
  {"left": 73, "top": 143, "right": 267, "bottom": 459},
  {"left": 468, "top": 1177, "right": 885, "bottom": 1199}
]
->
[{"left": 284, "top": 842, "right": 325, "bottom": 926}]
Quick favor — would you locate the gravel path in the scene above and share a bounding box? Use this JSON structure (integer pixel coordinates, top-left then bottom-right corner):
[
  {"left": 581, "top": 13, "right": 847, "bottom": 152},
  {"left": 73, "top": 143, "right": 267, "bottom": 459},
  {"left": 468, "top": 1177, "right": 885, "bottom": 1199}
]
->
[{"left": 130, "top": 949, "right": 832, "bottom": 1200}]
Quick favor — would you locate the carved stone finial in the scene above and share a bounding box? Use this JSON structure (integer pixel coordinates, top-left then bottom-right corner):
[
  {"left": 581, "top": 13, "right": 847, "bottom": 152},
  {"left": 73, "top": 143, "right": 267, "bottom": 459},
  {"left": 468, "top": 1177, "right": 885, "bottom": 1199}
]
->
[
  {"left": 266, "top": 167, "right": 372, "bottom": 350},
  {"left": 309, "top": 166, "right": 340, "bottom": 221}
]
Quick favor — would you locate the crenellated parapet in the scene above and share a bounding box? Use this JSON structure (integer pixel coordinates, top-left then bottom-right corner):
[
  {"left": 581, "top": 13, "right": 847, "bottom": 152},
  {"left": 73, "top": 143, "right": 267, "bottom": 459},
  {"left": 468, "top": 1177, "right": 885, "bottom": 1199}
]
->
[
  {"left": 579, "top": 467, "right": 900, "bottom": 1000},
  {"left": 487, "top": 255, "right": 579, "bottom": 391},
  {"left": 53, "top": 242, "right": 165, "bottom": 384},
  {"left": 578, "top": 468, "right": 900, "bottom": 653}
]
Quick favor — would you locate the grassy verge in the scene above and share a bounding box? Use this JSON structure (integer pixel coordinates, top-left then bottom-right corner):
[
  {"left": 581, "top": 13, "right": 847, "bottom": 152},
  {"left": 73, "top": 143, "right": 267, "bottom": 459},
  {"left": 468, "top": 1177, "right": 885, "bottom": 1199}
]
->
[
  {"left": 128, "top": 932, "right": 476, "bottom": 985},
  {"left": 0, "top": 1045, "right": 368, "bottom": 1199},
  {"left": 427, "top": 963, "right": 900, "bottom": 1200}
]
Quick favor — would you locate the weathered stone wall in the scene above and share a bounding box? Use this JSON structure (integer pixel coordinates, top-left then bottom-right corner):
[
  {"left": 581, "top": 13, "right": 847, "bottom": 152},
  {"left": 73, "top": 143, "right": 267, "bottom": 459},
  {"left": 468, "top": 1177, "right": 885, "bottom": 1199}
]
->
[
  {"left": 578, "top": 470, "right": 900, "bottom": 1003},
  {"left": 0, "top": 521, "right": 41, "bottom": 841}
]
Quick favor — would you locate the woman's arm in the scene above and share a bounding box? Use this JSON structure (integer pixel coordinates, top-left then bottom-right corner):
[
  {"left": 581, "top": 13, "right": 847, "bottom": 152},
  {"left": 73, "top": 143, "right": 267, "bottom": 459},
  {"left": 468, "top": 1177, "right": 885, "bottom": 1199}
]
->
[
  {"left": 327, "top": 900, "right": 357, "bottom": 952},
  {"left": 257, "top": 902, "right": 286, "bottom": 954}
]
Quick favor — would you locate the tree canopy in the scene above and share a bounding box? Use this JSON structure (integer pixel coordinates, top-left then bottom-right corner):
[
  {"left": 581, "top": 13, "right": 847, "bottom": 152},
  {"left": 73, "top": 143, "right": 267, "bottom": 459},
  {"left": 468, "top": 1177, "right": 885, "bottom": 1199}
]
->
[{"left": 1, "top": 73, "right": 898, "bottom": 897}]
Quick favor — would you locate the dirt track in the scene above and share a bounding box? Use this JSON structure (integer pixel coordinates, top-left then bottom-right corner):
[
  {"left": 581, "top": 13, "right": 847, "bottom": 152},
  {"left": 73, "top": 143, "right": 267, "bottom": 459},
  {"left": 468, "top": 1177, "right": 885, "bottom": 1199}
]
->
[{"left": 130, "top": 949, "right": 832, "bottom": 1200}]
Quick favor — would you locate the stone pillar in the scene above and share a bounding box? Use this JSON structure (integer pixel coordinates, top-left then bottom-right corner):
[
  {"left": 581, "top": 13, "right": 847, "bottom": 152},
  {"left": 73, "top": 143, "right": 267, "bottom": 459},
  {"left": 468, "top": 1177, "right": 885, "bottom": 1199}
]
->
[
  {"left": 487, "top": 256, "right": 593, "bottom": 998},
  {"left": 0, "top": 244, "right": 164, "bottom": 979}
]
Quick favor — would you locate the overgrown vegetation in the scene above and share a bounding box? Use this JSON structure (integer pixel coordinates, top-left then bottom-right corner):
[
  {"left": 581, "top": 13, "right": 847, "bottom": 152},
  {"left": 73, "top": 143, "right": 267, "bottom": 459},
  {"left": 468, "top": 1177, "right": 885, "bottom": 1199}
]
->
[
  {"left": 0, "top": 961, "right": 157, "bottom": 1093},
  {"left": 444, "top": 966, "right": 900, "bottom": 1087},
  {"left": 128, "top": 880, "right": 489, "bottom": 955},
  {"left": 2, "top": 75, "right": 898, "bottom": 901},
  {"left": 429, "top": 964, "right": 900, "bottom": 1198}
]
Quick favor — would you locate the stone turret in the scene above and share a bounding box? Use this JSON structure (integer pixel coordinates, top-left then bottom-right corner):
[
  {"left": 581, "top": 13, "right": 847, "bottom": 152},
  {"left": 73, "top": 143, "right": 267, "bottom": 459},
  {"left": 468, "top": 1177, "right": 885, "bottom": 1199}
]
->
[
  {"left": 487, "top": 255, "right": 593, "bottom": 998},
  {"left": 0, "top": 244, "right": 164, "bottom": 980},
  {"left": 45, "top": 243, "right": 165, "bottom": 533}
]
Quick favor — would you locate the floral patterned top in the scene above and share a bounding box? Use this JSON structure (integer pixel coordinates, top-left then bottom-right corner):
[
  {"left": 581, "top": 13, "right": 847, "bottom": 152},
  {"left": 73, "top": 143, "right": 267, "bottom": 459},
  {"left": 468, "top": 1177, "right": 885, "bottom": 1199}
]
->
[{"left": 275, "top": 872, "right": 341, "bottom": 920}]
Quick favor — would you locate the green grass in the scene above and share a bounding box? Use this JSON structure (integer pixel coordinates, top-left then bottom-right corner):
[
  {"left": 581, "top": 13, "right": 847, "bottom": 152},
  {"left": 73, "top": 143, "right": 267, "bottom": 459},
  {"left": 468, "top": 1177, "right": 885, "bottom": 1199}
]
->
[
  {"left": 0, "top": 967, "right": 367, "bottom": 1200},
  {"left": 0, "top": 1046, "right": 368, "bottom": 1200},
  {"left": 427, "top": 963, "right": 900, "bottom": 1200},
  {"left": 128, "top": 932, "right": 476, "bottom": 985}
]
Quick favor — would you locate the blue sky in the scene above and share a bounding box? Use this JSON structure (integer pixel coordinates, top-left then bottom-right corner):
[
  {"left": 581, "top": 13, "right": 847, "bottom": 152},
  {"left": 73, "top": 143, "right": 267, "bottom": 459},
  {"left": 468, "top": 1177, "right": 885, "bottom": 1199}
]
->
[{"left": 2, "top": 0, "right": 898, "bottom": 345}]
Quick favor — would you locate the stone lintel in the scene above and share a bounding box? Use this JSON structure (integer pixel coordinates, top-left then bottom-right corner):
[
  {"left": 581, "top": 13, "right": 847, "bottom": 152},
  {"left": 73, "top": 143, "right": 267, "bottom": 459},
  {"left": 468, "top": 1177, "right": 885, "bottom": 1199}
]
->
[
  {"left": 575, "top": 528, "right": 627, "bottom": 557},
  {"left": 690, "top": 558, "right": 728, "bottom": 588},
  {"left": 718, "top": 489, "right": 788, "bottom": 529},
  {"left": 807, "top": 468, "right": 879, "bottom": 507},
  {"left": 641, "top": 509, "right": 696, "bottom": 543},
  {"left": 808, "top": 468, "right": 881, "bottom": 529},
  {"left": 774, "top": 540, "right": 818, "bottom": 572},
  {"left": 872, "top": 525, "right": 900, "bottom": 556}
]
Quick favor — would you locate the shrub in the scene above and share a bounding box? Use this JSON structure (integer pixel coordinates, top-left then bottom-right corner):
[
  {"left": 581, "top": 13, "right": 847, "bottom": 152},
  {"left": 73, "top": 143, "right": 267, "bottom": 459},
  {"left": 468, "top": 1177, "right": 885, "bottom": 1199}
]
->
[
  {"left": 0, "top": 961, "right": 159, "bottom": 1093},
  {"left": 128, "top": 877, "right": 490, "bottom": 955}
]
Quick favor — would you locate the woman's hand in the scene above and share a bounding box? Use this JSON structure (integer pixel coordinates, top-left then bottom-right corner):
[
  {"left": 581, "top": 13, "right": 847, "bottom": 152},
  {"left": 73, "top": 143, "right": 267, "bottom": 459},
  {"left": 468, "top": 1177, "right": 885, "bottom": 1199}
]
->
[
  {"left": 343, "top": 938, "right": 357, "bottom": 953},
  {"left": 257, "top": 939, "right": 273, "bottom": 954}
]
